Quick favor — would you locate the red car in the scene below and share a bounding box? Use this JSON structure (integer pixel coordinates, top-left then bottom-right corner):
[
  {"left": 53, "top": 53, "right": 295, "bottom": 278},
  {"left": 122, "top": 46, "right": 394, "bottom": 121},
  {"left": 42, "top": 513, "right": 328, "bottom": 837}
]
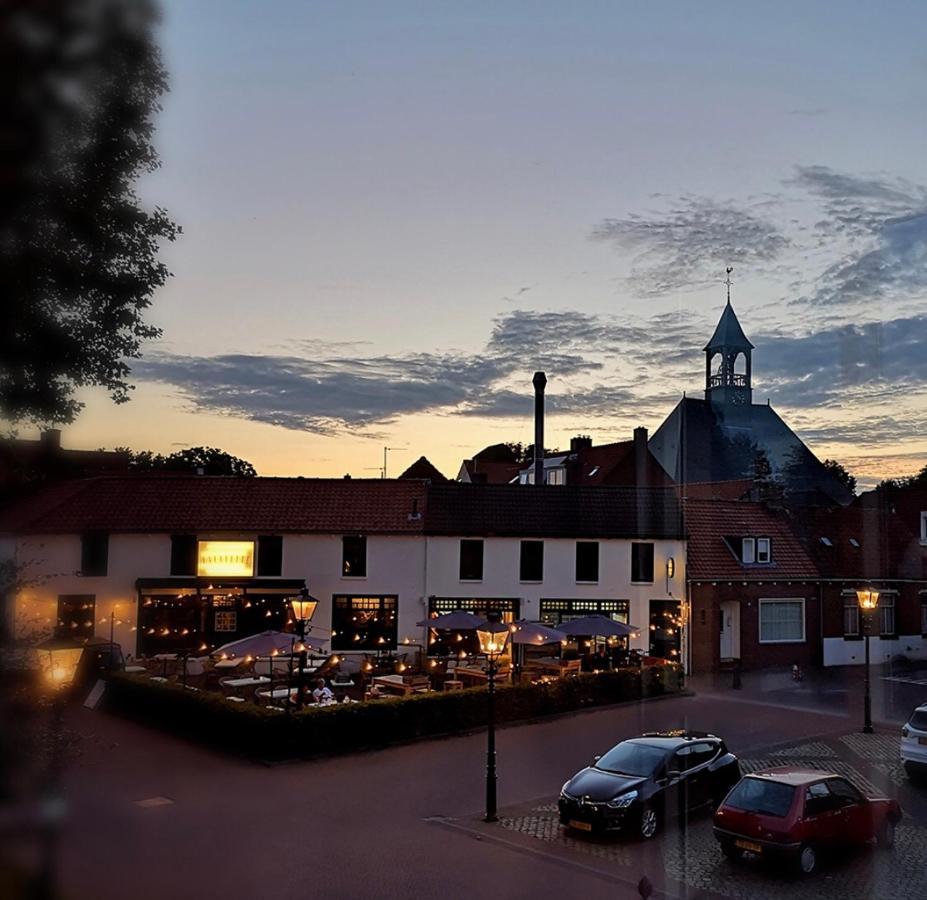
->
[{"left": 713, "top": 767, "right": 901, "bottom": 876}]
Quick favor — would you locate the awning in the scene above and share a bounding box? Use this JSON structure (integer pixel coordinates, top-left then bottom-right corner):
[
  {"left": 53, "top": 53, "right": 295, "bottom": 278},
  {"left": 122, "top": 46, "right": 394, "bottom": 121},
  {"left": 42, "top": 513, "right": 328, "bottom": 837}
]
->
[{"left": 135, "top": 578, "right": 307, "bottom": 595}]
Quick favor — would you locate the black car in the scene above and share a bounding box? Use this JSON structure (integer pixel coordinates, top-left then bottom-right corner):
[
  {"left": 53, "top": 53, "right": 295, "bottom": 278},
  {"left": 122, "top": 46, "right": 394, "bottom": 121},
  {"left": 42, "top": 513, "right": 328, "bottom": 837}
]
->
[{"left": 558, "top": 731, "right": 741, "bottom": 839}]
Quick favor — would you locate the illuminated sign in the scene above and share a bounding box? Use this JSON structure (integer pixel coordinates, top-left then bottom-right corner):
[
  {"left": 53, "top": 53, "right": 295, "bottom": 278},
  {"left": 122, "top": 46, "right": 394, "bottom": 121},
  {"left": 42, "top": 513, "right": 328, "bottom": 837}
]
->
[{"left": 197, "top": 541, "right": 254, "bottom": 577}]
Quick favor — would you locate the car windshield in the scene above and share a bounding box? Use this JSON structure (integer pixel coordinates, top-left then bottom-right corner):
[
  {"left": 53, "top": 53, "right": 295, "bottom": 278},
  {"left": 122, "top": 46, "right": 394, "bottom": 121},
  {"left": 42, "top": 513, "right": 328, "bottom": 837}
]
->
[
  {"left": 725, "top": 778, "right": 796, "bottom": 817},
  {"left": 908, "top": 710, "right": 927, "bottom": 731},
  {"left": 595, "top": 742, "right": 666, "bottom": 777}
]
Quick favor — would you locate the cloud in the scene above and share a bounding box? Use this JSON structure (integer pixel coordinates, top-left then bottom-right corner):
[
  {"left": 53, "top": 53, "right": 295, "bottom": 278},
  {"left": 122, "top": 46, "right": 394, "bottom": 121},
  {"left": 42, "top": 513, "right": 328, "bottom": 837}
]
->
[
  {"left": 785, "top": 166, "right": 927, "bottom": 307},
  {"left": 591, "top": 196, "right": 790, "bottom": 295}
]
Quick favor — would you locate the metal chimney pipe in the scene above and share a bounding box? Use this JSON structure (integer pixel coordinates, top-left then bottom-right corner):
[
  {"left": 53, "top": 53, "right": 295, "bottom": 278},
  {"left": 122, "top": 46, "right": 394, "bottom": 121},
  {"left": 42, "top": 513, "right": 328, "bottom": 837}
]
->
[{"left": 532, "top": 371, "right": 547, "bottom": 487}]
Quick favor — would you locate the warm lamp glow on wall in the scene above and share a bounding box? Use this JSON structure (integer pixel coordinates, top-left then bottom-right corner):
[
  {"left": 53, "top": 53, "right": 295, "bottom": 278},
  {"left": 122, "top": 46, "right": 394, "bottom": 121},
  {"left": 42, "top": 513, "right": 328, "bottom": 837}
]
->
[
  {"left": 197, "top": 541, "right": 254, "bottom": 577},
  {"left": 666, "top": 558, "right": 676, "bottom": 579}
]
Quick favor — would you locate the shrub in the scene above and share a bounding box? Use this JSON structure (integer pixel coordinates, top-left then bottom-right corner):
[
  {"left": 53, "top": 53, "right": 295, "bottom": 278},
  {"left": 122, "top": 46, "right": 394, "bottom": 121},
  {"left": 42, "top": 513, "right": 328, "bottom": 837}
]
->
[{"left": 104, "top": 665, "right": 684, "bottom": 760}]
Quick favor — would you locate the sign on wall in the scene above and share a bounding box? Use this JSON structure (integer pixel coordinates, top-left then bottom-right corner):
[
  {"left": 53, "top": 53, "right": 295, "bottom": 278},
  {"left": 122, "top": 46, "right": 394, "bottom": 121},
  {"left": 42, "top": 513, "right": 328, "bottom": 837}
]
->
[{"left": 197, "top": 541, "right": 254, "bottom": 577}]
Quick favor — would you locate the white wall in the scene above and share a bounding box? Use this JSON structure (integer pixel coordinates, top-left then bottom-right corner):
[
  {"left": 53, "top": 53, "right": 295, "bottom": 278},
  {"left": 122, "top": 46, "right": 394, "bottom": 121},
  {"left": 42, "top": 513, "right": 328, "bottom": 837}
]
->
[
  {"left": 12, "top": 531, "right": 687, "bottom": 661},
  {"left": 823, "top": 635, "right": 927, "bottom": 667},
  {"left": 423, "top": 536, "right": 686, "bottom": 654}
]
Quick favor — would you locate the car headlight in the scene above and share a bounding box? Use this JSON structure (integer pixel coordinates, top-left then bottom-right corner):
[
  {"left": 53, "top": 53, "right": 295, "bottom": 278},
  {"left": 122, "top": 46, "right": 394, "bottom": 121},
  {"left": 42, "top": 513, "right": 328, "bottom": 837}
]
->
[
  {"left": 902, "top": 726, "right": 909, "bottom": 738},
  {"left": 606, "top": 790, "right": 638, "bottom": 809}
]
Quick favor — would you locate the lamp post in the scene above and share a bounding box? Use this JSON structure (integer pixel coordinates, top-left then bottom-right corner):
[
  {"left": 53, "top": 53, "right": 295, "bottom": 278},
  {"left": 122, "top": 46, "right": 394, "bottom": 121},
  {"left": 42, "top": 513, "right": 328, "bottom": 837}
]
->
[
  {"left": 856, "top": 586, "right": 880, "bottom": 734},
  {"left": 476, "top": 610, "right": 511, "bottom": 823},
  {"left": 289, "top": 589, "right": 319, "bottom": 709}
]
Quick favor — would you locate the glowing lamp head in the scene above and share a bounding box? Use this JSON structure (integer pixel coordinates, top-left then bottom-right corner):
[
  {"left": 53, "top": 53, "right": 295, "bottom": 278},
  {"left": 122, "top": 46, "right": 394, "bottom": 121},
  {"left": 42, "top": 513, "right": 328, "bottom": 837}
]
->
[
  {"left": 290, "top": 591, "right": 318, "bottom": 623},
  {"left": 666, "top": 557, "right": 676, "bottom": 579},
  {"left": 856, "top": 587, "right": 880, "bottom": 611},
  {"left": 476, "top": 612, "right": 510, "bottom": 658}
]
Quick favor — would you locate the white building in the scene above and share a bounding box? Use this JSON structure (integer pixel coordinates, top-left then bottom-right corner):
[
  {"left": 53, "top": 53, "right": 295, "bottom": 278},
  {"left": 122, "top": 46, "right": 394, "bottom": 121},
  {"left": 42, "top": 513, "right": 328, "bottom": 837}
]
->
[{"left": 2, "top": 475, "right": 687, "bottom": 665}]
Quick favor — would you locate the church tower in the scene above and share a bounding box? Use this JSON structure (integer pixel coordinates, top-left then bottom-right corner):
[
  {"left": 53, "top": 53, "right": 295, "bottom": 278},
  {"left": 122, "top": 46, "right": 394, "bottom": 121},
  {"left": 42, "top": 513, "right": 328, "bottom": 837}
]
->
[{"left": 704, "top": 268, "right": 754, "bottom": 411}]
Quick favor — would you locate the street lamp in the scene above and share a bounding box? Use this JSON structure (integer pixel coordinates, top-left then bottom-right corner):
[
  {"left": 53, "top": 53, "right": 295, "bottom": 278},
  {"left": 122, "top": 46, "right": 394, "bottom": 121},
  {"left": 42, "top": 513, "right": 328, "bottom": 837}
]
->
[
  {"left": 856, "top": 586, "right": 880, "bottom": 734},
  {"left": 289, "top": 589, "right": 319, "bottom": 709},
  {"left": 476, "top": 610, "right": 511, "bottom": 823}
]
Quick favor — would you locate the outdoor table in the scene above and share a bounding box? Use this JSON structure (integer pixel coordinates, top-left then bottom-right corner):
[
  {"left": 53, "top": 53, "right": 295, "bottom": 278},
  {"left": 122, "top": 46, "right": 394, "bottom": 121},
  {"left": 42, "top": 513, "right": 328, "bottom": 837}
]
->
[
  {"left": 153, "top": 653, "right": 178, "bottom": 677},
  {"left": 221, "top": 676, "right": 270, "bottom": 699},
  {"left": 454, "top": 666, "right": 489, "bottom": 686},
  {"left": 214, "top": 658, "right": 244, "bottom": 671},
  {"left": 255, "top": 687, "right": 299, "bottom": 701},
  {"left": 124, "top": 665, "right": 146, "bottom": 674},
  {"left": 372, "top": 674, "right": 425, "bottom": 697}
]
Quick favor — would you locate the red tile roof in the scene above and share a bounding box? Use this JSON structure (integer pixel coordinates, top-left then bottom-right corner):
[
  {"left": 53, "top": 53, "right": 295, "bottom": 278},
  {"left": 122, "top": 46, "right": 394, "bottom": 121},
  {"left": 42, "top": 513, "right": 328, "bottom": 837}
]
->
[
  {"left": 0, "top": 476, "right": 428, "bottom": 535},
  {"left": 684, "top": 499, "right": 818, "bottom": 580},
  {"left": 678, "top": 480, "right": 753, "bottom": 501}
]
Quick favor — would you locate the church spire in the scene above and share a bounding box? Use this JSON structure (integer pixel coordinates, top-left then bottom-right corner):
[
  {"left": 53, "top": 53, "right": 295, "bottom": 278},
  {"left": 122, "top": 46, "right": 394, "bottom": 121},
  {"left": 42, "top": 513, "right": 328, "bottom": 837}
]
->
[{"left": 704, "top": 268, "right": 753, "bottom": 409}]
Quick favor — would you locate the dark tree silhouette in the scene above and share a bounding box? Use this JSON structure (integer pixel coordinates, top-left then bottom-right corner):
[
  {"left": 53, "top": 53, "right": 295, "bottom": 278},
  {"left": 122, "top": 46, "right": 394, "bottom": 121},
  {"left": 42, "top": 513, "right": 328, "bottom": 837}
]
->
[
  {"left": 0, "top": 1, "right": 178, "bottom": 426},
  {"left": 119, "top": 446, "right": 257, "bottom": 477},
  {"left": 822, "top": 458, "right": 857, "bottom": 496}
]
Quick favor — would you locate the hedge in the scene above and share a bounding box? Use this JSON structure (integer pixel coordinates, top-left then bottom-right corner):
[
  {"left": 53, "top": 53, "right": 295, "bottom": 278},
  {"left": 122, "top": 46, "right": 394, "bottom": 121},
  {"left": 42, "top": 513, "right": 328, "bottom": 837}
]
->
[{"left": 103, "top": 665, "right": 684, "bottom": 760}]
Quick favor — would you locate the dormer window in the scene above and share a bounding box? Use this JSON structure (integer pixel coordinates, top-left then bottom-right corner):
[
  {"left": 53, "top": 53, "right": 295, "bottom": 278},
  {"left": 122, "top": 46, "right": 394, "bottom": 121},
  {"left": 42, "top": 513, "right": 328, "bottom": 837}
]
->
[
  {"left": 588, "top": 466, "right": 600, "bottom": 477},
  {"left": 849, "top": 538, "right": 860, "bottom": 548},
  {"left": 739, "top": 536, "right": 771, "bottom": 564},
  {"left": 820, "top": 536, "right": 833, "bottom": 547}
]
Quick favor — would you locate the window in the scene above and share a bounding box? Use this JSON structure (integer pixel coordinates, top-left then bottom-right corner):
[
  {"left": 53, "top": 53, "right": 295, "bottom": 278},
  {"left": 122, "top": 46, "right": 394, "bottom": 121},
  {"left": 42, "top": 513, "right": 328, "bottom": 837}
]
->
[
  {"left": 56, "top": 595, "right": 95, "bottom": 638},
  {"left": 631, "top": 543, "right": 654, "bottom": 582},
  {"left": 519, "top": 540, "right": 544, "bottom": 581},
  {"left": 214, "top": 610, "right": 238, "bottom": 632},
  {"left": 922, "top": 596, "right": 927, "bottom": 636},
  {"left": 540, "top": 598, "right": 628, "bottom": 626},
  {"left": 880, "top": 592, "right": 896, "bottom": 636},
  {"left": 331, "top": 595, "right": 397, "bottom": 651},
  {"left": 674, "top": 743, "right": 716, "bottom": 772},
  {"left": 546, "top": 468, "right": 565, "bottom": 485},
  {"left": 827, "top": 778, "right": 863, "bottom": 806},
  {"left": 725, "top": 778, "right": 795, "bottom": 818},
  {"left": 575, "top": 542, "right": 599, "bottom": 582},
  {"left": 257, "top": 535, "right": 283, "bottom": 577},
  {"left": 341, "top": 535, "right": 367, "bottom": 577},
  {"left": 170, "top": 535, "right": 197, "bottom": 576},
  {"left": 427, "top": 597, "right": 519, "bottom": 656},
  {"left": 844, "top": 593, "right": 860, "bottom": 637},
  {"left": 756, "top": 537, "right": 771, "bottom": 563},
  {"left": 80, "top": 533, "right": 109, "bottom": 576},
  {"left": 921, "top": 511, "right": 927, "bottom": 544},
  {"left": 820, "top": 536, "right": 833, "bottom": 547},
  {"left": 758, "top": 599, "right": 805, "bottom": 643},
  {"left": 741, "top": 537, "right": 756, "bottom": 564},
  {"left": 804, "top": 782, "right": 836, "bottom": 817},
  {"left": 459, "top": 540, "right": 484, "bottom": 581}
]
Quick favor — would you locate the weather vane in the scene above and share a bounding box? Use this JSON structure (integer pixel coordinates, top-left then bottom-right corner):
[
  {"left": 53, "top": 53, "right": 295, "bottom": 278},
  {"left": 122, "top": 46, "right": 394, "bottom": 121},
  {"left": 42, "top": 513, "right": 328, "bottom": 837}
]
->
[{"left": 724, "top": 266, "right": 733, "bottom": 304}]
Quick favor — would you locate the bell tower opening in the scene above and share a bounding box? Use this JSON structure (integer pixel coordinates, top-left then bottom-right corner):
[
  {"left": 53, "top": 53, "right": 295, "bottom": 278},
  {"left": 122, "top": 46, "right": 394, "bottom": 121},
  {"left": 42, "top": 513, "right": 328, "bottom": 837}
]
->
[{"left": 704, "top": 268, "right": 754, "bottom": 410}]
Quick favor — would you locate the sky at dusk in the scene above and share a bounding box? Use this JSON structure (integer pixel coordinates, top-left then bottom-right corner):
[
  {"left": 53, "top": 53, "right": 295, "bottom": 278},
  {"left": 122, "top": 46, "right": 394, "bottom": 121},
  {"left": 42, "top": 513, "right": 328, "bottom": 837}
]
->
[{"left": 57, "top": 1, "right": 927, "bottom": 486}]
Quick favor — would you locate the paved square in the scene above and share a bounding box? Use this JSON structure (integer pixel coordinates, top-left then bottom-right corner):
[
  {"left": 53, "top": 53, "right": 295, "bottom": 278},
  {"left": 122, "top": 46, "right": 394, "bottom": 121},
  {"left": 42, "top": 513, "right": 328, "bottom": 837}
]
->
[{"left": 469, "top": 733, "right": 927, "bottom": 900}]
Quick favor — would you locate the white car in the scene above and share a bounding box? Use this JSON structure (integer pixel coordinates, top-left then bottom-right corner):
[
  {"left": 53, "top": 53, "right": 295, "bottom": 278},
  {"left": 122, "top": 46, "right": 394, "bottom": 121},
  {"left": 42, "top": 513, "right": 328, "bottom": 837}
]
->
[{"left": 901, "top": 703, "right": 927, "bottom": 778}]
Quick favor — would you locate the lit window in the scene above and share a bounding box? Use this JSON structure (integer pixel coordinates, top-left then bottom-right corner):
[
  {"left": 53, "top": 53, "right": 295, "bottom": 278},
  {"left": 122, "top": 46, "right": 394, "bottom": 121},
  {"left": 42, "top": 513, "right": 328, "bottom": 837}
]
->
[
  {"left": 756, "top": 537, "right": 771, "bottom": 564},
  {"left": 197, "top": 541, "right": 254, "bottom": 577},
  {"left": 759, "top": 599, "right": 805, "bottom": 643},
  {"left": 331, "top": 596, "right": 397, "bottom": 651},
  {"left": 546, "top": 468, "right": 565, "bottom": 485},
  {"left": 741, "top": 537, "right": 756, "bottom": 563}
]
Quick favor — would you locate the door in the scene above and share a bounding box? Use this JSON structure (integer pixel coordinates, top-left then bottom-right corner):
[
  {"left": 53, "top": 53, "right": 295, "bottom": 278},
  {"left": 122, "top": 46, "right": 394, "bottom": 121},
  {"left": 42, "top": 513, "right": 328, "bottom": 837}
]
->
[
  {"left": 648, "top": 600, "right": 682, "bottom": 661},
  {"left": 719, "top": 601, "right": 739, "bottom": 661},
  {"left": 673, "top": 743, "right": 717, "bottom": 812},
  {"left": 827, "top": 777, "right": 869, "bottom": 842},
  {"left": 803, "top": 782, "right": 842, "bottom": 844}
]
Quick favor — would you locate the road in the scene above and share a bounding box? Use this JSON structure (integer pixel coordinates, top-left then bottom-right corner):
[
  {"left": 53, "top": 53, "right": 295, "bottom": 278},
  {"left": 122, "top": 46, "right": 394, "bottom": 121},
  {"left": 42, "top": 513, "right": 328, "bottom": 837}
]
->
[{"left": 10, "top": 683, "right": 921, "bottom": 900}]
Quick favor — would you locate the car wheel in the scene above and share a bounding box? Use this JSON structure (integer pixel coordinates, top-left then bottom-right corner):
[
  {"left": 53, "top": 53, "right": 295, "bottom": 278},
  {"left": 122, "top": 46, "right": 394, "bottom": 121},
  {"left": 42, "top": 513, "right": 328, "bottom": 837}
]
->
[
  {"left": 796, "top": 844, "right": 817, "bottom": 876},
  {"left": 904, "top": 762, "right": 925, "bottom": 784},
  {"left": 639, "top": 805, "right": 660, "bottom": 840},
  {"left": 877, "top": 818, "right": 896, "bottom": 849},
  {"left": 720, "top": 841, "right": 743, "bottom": 862}
]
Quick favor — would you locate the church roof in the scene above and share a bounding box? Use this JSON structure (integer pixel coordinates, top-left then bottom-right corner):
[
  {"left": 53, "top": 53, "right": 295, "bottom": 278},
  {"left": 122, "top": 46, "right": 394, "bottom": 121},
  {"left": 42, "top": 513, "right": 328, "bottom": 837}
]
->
[{"left": 703, "top": 302, "right": 755, "bottom": 352}]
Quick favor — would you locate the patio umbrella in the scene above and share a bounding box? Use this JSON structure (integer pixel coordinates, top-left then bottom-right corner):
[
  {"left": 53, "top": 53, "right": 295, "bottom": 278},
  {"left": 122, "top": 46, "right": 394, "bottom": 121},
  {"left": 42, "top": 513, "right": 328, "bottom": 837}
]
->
[
  {"left": 557, "top": 615, "right": 639, "bottom": 638},
  {"left": 415, "top": 611, "right": 486, "bottom": 629},
  {"left": 509, "top": 620, "right": 566, "bottom": 645},
  {"left": 213, "top": 629, "right": 327, "bottom": 659}
]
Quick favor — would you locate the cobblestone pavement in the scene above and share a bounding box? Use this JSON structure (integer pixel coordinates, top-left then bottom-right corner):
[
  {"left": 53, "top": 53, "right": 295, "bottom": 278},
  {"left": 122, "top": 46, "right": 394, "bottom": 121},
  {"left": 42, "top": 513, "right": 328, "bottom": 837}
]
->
[{"left": 492, "top": 732, "right": 927, "bottom": 900}]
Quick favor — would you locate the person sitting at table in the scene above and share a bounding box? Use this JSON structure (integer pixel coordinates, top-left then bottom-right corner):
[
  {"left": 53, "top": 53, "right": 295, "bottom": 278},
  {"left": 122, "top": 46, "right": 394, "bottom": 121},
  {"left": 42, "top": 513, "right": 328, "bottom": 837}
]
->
[{"left": 311, "top": 677, "right": 334, "bottom": 704}]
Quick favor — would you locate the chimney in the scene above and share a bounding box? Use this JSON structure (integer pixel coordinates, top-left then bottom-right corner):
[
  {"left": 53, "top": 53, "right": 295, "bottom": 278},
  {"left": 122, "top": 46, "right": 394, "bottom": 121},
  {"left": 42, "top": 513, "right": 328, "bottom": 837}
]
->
[
  {"left": 570, "top": 435, "right": 592, "bottom": 453},
  {"left": 41, "top": 428, "right": 62, "bottom": 451},
  {"left": 532, "top": 371, "right": 547, "bottom": 487},
  {"left": 633, "top": 426, "right": 648, "bottom": 487}
]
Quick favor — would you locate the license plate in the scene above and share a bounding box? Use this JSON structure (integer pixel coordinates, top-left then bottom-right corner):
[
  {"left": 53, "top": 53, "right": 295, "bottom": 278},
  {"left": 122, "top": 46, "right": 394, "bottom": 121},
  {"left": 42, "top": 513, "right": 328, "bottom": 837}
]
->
[
  {"left": 735, "top": 839, "right": 762, "bottom": 853},
  {"left": 918, "top": 737, "right": 927, "bottom": 746},
  {"left": 569, "top": 819, "right": 593, "bottom": 832}
]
